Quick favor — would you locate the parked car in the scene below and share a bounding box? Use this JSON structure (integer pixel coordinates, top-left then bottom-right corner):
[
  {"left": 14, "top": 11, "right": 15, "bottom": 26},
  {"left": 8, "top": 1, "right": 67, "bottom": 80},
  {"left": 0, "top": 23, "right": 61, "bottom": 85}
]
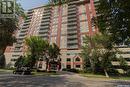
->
[{"left": 13, "top": 67, "right": 31, "bottom": 75}]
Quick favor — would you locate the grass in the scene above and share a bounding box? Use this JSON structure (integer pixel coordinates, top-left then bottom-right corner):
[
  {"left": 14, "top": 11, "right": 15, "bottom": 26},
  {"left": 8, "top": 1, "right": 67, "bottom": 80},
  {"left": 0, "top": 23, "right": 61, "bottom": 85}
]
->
[
  {"left": 111, "top": 76, "right": 130, "bottom": 80},
  {"left": 0, "top": 69, "right": 13, "bottom": 74},
  {"left": 32, "top": 71, "right": 59, "bottom": 76},
  {"left": 80, "top": 73, "right": 130, "bottom": 80}
]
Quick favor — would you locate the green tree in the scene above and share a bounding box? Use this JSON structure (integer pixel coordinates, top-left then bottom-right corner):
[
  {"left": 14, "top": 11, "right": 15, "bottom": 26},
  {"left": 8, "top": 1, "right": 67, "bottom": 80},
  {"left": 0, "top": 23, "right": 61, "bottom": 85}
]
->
[
  {"left": 0, "top": 54, "right": 6, "bottom": 68},
  {"left": 47, "top": 43, "right": 61, "bottom": 70},
  {"left": 81, "top": 34, "right": 117, "bottom": 77},
  {"left": 14, "top": 56, "right": 24, "bottom": 68},
  {"left": 119, "top": 56, "right": 128, "bottom": 72},
  {"left": 25, "top": 36, "right": 49, "bottom": 68},
  {"left": 0, "top": 1, "right": 25, "bottom": 67},
  {"left": 95, "top": 0, "right": 130, "bottom": 44},
  {"left": 48, "top": 43, "right": 61, "bottom": 61}
]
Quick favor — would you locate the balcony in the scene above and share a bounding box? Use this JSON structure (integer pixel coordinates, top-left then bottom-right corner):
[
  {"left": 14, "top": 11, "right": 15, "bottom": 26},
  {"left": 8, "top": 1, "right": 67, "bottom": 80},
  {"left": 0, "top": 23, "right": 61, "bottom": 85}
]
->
[
  {"left": 39, "top": 33, "right": 48, "bottom": 37},
  {"left": 27, "top": 10, "right": 33, "bottom": 14},
  {"left": 19, "top": 33, "right": 27, "bottom": 37},
  {"left": 40, "top": 26, "right": 49, "bottom": 29},
  {"left": 44, "top": 7, "right": 52, "bottom": 11},
  {"left": 68, "top": 4, "right": 76, "bottom": 8},
  {"left": 41, "top": 21, "right": 50, "bottom": 25},
  {"left": 68, "top": 8, "right": 77, "bottom": 12},
  {"left": 27, "top": 16, "right": 32, "bottom": 20},
  {"left": 42, "top": 16, "right": 51, "bottom": 20},
  {"left": 17, "top": 36, "right": 25, "bottom": 39},
  {"left": 41, "top": 19, "right": 50, "bottom": 22},
  {"left": 20, "top": 28, "right": 28, "bottom": 32},
  {"left": 67, "top": 35, "right": 78, "bottom": 39},
  {"left": 68, "top": 22, "right": 77, "bottom": 26},
  {"left": 67, "top": 45, "right": 78, "bottom": 49},
  {"left": 23, "top": 22, "right": 30, "bottom": 26},
  {"left": 67, "top": 40, "right": 78, "bottom": 44},
  {"left": 44, "top": 10, "right": 51, "bottom": 14},
  {"left": 68, "top": 30, "right": 77, "bottom": 35},
  {"left": 67, "top": 26, "right": 77, "bottom": 30},
  {"left": 43, "top": 12, "right": 51, "bottom": 16},
  {"left": 68, "top": 0, "right": 79, "bottom": 5},
  {"left": 68, "top": 15, "right": 77, "bottom": 19},
  {"left": 15, "top": 44, "right": 22, "bottom": 48},
  {"left": 27, "top": 13, "right": 33, "bottom": 17},
  {"left": 40, "top": 23, "right": 50, "bottom": 27},
  {"left": 68, "top": 11, "right": 77, "bottom": 15},
  {"left": 39, "top": 30, "right": 48, "bottom": 34},
  {"left": 68, "top": 18, "right": 77, "bottom": 22}
]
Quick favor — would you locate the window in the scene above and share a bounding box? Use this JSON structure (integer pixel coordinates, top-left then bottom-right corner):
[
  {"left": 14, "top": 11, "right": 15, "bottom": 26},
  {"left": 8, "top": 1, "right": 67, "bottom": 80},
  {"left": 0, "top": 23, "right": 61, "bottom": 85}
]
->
[
  {"left": 80, "top": 21, "right": 89, "bottom": 32},
  {"left": 11, "top": 59, "right": 17, "bottom": 61},
  {"left": 67, "top": 58, "right": 71, "bottom": 62},
  {"left": 38, "top": 63, "right": 42, "bottom": 68},
  {"left": 75, "top": 58, "right": 80, "bottom": 61},
  {"left": 66, "top": 65, "right": 71, "bottom": 69},
  {"left": 76, "top": 65, "right": 81, "bottom": 68}
]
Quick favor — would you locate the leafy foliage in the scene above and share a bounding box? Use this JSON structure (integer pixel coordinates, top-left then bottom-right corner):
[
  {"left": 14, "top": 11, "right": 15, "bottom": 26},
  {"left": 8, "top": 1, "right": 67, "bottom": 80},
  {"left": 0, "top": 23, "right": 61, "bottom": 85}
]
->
[
  {"left": 14, "top": 56, "right": 24, "bottom": 68},
  {"left": 25, "top": 36, "right": 60, "bottom": 69},
  {"left": 0, "top": 54, "right": 6, "bottom": 68},
  {"left": 95, "top": 0, "right": 130, "bottom": 44},
  {"left": 25, "top": 36, "right": 49, "bottom": 68},
  {"left": 81, "top": 34, "right": 117, "bottom": 77},
  {"left": 0, "top": 1, "right": 25, "bottom": 55}
]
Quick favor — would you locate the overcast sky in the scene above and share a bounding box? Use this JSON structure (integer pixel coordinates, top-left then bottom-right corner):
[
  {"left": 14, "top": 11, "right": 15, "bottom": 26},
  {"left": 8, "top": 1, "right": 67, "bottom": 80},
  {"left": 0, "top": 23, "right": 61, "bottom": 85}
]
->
[{"left": 18, "top": 0, "right": 48, "bottom": 10}]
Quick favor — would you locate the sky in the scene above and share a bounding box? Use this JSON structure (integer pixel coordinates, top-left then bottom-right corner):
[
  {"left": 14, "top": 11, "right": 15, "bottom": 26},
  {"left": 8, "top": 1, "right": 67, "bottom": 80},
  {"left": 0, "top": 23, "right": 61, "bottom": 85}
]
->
[{"left": 18, "top": 0, "right": 48, "bottom": 10}]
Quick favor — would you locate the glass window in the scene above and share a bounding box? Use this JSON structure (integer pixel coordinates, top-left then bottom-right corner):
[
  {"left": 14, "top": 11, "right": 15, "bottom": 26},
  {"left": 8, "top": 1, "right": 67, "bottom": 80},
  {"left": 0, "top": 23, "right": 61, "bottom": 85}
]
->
[
  {"left": 76, "top": 65, "right": 81, "bottom": 68},
  {"left": 75, "top": 58, "right": 80, "bottom": 61},
  {"left": 66, "top": 65, "right": 71, "bottom": 69},
  {"left": 67, "top": 58, "right": 71, "bottom": 62},
  {"left": 38, "top": 63, "right": 42, "bottom": 68}
]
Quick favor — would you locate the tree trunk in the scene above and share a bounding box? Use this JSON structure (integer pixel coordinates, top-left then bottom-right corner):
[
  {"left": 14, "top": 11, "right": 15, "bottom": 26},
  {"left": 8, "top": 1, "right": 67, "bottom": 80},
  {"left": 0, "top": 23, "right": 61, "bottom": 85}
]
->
[
  {"left": 104, "top": 69, "right": 109, "bottom": 78},
  {"left": 0, "top": 47, "right": 6, "bottom": 55},
  {"left": 46, "top": 59, "right": 49, "bottom": 71},
  {"left": 0, "top": 47, "right": 6, "bottom": 68},
  {"left": 88, "top": 57, "right": 95, "bottom": 73}
]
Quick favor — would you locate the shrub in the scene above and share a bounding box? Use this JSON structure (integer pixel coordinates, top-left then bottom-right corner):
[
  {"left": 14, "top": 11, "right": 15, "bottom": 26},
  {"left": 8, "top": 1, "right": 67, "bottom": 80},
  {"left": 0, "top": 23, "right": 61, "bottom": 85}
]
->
[
  {"left": 62, "top": 68, "right": 67, "bottom": 71},
  {"left": 62, "top": 68, "right": 79, "bottom": 73},
  {"left": 108, "top": 68, "right": 119, "bottom": 76},
  {"left": 126, "top": 69, "right": 130, "bottom": 76},
  {"left": 83, "top": 67, "right": 92, "bottom": 73}
]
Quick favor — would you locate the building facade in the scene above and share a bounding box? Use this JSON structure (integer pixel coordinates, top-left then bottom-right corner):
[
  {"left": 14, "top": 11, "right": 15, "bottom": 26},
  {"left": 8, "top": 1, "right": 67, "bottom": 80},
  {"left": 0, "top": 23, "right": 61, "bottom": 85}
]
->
[{"left": 5, "top": 0, "right": 98, "bottom": 69}]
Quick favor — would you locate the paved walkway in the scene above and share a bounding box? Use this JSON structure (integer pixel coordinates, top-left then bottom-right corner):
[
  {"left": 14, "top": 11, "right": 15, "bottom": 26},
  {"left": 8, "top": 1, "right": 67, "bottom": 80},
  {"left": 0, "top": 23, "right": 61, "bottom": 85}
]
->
[{"left": 0, "top": 71, "right": 130, "bottom": 87}]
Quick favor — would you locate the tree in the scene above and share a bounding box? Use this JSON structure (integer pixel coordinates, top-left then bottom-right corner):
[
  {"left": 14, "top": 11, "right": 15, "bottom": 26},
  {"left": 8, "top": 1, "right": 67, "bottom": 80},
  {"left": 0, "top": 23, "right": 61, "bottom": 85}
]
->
[
  {"left": 119, "top": 56, "right": 128, "bottom": 72},
  {"left": 0, "top": 54, "right": 6, "bottom": 68},
  {"left": 81, "top": 34, "right": 117, "bottom": 77},
  {"left": 44, "top": 43, "right": 61, "bottom": 71},
  {"left": 25, "top": 36, "right": 49, "bottom": 68},
  {"left": 0, "top": 1, "right": 25, "bottom": 66},
  {"left": 14, "top": 56, "right": 24, "bottom": 68},
  {"left": 48, "top": 43, "right": 61, "bottom": 62},
  {"left": 25, "top": 36, "right": 61, "bottom": 70},
  {"left": 95, "top": 0, "right": 130, "bottom": 44}
]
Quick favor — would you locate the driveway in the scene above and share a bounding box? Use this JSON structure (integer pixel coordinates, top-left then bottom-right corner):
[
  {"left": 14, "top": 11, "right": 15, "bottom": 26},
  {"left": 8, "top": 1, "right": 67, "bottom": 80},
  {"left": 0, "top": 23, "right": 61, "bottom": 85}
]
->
[{"left": 0, "top": 71, "right": 130, "bottom": 87}]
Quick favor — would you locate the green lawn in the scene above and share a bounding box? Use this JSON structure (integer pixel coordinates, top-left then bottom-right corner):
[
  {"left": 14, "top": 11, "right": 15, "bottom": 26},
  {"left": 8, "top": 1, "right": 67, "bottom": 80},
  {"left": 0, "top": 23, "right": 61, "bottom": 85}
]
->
[
  {"left": 0, "top": 69, "right": 13, "bottom": 74},
  {"left": 32, "top": 71, "right": 59, "bottom": 76},
  {"left": 80, "top": 73, "right": 130, "bottom": 80}
]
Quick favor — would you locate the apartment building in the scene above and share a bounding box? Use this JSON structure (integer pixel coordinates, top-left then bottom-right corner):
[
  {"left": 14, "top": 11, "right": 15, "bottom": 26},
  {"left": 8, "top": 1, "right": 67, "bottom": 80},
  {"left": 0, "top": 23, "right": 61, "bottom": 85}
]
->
[{"left": 4, "top": 0, "right": 98, "bottom": 69}]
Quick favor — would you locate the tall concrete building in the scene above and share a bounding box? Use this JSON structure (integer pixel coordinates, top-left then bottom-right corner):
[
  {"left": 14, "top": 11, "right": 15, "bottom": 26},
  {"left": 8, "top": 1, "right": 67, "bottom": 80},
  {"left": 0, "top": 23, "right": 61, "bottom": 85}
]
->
[{"left": 5, "top": 0, "right": 98, "bottom": 69}]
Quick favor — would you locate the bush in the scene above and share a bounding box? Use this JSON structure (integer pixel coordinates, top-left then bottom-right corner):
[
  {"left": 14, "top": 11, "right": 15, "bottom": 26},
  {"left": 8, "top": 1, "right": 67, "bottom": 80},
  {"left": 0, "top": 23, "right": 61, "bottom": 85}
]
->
[
  {"left": 36, "top": 70, "right": 46, "bottom": 72},
  {"left": 83, "top": 67, "right": 92, "bottom": 73},
  {"left": 108, "top": 68, "right": 119, "bottom": 76},
  {"left": 126, "top": 69, "right": 130, "bottom": 76},
  {"left": 62, "top": 68, "right": 79, "bottom": 73},
  {"left": 62, "top": 68, "right": 67, "bottom": 71},
  {"left": 0, "top": 54, "right": 6, "bottom": 68}
]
